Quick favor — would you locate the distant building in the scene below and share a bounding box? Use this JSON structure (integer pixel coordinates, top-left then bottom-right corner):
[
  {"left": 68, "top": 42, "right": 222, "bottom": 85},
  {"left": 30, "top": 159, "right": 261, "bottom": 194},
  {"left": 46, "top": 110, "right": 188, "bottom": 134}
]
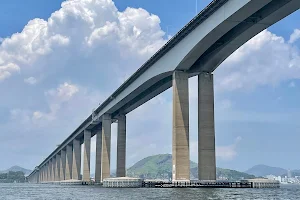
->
[{"left": 288, "top": 170, "right": 292, "bottom": 178}]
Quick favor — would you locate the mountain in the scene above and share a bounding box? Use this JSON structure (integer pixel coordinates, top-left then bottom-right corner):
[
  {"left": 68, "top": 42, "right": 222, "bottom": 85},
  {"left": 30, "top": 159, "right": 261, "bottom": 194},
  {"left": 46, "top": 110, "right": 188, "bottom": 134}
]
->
[
  {"left": 127, "top": 154, "right": 255, "bottom": 181},
  {"left": 245, "top": 165, "right": 287, "bottom": 177},
  {"left": 0, "top": 166, "right": 32, "bottom": 176}
]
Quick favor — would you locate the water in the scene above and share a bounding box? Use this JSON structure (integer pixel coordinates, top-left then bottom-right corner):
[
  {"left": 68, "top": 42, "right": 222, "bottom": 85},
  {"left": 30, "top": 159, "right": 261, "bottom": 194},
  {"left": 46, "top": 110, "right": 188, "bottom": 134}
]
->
[{"left": 0, "top": 183, "right": 299, "bottom": 200}]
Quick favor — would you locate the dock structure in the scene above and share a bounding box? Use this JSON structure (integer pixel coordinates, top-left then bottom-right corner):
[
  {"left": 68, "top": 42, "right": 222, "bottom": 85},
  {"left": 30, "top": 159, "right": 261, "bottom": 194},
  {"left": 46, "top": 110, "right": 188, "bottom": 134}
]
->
[
  {"left": 37, "top": 178, "right": 280, "bottom": 189},
  {"left": 241, "top": 179, "right": 280, "bottom": 188}
]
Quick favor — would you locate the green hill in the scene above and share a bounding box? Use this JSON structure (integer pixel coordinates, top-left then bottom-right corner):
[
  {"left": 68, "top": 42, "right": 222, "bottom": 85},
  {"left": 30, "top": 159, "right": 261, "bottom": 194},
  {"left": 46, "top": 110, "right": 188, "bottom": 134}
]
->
[{"left": 127, "top": 154, "right": 255, "bottom": 181}]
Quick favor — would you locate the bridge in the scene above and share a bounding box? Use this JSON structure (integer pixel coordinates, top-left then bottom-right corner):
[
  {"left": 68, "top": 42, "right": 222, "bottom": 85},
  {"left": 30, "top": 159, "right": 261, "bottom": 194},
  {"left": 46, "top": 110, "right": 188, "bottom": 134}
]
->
[{"left": 27, "top": 0, "right": 300, "bottom": 184}]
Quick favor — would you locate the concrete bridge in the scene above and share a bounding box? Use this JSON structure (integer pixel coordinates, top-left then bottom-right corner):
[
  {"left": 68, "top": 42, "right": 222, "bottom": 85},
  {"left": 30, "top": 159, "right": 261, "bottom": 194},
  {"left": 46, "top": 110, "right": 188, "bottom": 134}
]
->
[{"left": 27, "top": 0, "right": 300, "bottom": 184}]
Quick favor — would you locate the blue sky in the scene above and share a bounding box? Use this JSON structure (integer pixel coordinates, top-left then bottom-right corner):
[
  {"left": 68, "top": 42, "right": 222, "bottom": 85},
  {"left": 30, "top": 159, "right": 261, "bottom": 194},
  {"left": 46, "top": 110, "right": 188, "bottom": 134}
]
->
[{"left": 0, "top": 0, "right": 300, "bottom": 173}]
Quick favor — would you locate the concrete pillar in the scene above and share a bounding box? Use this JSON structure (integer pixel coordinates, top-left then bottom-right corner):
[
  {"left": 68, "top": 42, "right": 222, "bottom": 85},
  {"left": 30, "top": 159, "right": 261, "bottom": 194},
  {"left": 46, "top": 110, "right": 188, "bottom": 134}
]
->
[
  {"left": 52, "top": 157, "right": 56, "bottom": 182},
  {"left": 116, "top": 114, "right": 126, "bottom": 177},
  {"left": 60, "top": 150, "right": 66, "bottom": 180},
  {"left": 45, "top": 164, "right": 48, "bottom": 182},
  {"left": 55, "top": 154, "right": 61, "bottom": 181},
  {"left": 101, "top": 114, "right": 111, "bottom": 181},
  {"left": 65, "top": 145, "right": 73, "bottom": 180},
  {"left": 95, "top": 129, "right": 102, "bottom": 183},
  {"left": 83, "top": 130, "right": 91, "bottom": 182},
  {"left": 198, "top": 73, "right": 216, "bottom": 180},
  {"left": 37, "top": 170, "right": 40, "bottom": 183},
  {"left": 47, "top": 163, "right": 50, "bottom": 182},
  {"left": 72, "top": 139, "right": 81, "bottom": 180},
  {"left": 172, "top": 71, "right": 190, "bottom": 181},
  {"left": 49, "top": 160, "right": 53, "bottom": 182}
]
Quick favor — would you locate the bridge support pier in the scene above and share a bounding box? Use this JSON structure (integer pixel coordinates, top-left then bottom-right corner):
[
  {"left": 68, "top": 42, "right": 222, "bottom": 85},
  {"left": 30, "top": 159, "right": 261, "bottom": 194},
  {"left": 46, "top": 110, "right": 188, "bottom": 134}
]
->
[
  {"left": 83, "top": 130, "right": 91, "bottom": 182},
  {"left": 116, "top": 114, "right": 126, "bottom": 177},
  {"left": 65, "top": 145, "right": 73, "bottom": 180},
  {"left": 60, "top": 149, "right": 66, "bottom": 180},
  {"left": 198, "top": 72, "right": 216, "bottom": 180},
  {"left": 101, "top": 114, "right": 112, "bottom": 182},
  {"left": 72, "top": 139, "right": 81, "bottom": 180},
  {"left": 172, "top": 71, "right": 190, "bottom": 181},
  {"left": 95, "top": 129, "right": 102, "bottom": 183},
  {"left": 55, "top": 154, "right": 60, "bottom": 181},
  {"left": 49, "top": 159, "right": 53, "bottom": 182}
]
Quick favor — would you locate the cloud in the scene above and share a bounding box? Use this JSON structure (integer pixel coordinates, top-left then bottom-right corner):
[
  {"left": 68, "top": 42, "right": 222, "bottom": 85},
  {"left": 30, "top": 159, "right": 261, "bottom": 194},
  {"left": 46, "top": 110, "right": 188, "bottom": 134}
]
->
[
  {"left": 24, "top": 77, "right": 38, "bottom": 85},
  {"left": 215, "top": 30, "right": 300, "bottom": 92},
  {"left": 0, "top": 63, "right": 20, "bottom": 81},
  {"left": 289, "top": 29, "right": 300, "bottom": 43},
  {"left": 45, "top": 82, "right": 79, "bottom": 103},
  {"left": 0, "top": 0, "right": 166, "bottom": 83},
  {"left": 216, "top": 137, "right": 242, "bottom": 161}
]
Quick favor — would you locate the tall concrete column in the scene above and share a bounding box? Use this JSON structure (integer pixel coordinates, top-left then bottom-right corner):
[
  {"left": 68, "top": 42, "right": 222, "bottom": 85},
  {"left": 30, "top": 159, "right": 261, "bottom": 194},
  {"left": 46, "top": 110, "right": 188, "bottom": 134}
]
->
[
  {"left": 65, "top": 145, "right": 73, "bottom": 180},
  {"left": 60, "top": 150, "right": 66, "bottom": 180},
  {"left": 49, "top": 160, "right": 53, "bottom": 181},
  {"left": 72, "top": 139, "right": 81, "bottom": 180},
  {"left": 41, "top": 168, "right": 44, "bottom": 182},
  {"left": 45, "top": 164, "right": 48, "bottom": 182},
  {"left": 52, "top": 157, "right": 56, "bottom": 182},
  {"left": 116, "top": 114, "right": 126, "bottom": 177},
  {"left": 198, "top": 72, "right": 216, "bottom": 180},
  {"left": 55, "top": 154, "right": 61, "bottom": 181},
  {"left": 83, "top": 130, "right": 91, "bottom": 182},
  {"left": 101, "top": 114, "right": 111, "bottom": 181},
  {"left": 95, "top": 129, "right": 102, "bottom": 183},
  {"left": 172, "top": 71, "right": 190, "bottom": 181},
  {"left": 47, "top": 163, "right": 50, "bottom": 182}
]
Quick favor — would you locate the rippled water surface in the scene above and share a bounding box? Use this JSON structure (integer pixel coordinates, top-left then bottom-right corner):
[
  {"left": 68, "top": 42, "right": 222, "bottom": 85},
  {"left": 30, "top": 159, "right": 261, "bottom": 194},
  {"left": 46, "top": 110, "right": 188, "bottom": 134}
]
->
[{"left": 0, "top": 183, "right": 300, "bottom": 200}]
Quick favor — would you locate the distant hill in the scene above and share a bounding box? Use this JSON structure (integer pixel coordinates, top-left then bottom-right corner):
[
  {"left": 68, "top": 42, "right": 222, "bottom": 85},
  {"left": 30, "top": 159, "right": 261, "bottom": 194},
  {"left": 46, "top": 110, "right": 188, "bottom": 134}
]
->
[
  {"left": 0, "top": 166, "right": 32, "bottom": 176},
  {"left": 127, "top": 154, "right": 255, "bottom": 181},
  {"left": 245, "top": 165, "right": 287, "bottom": 177}
]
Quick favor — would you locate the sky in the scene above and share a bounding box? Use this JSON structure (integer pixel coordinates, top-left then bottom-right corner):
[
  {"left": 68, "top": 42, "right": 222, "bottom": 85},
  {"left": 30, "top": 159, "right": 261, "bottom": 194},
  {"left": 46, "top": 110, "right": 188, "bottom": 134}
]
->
[{"left": 0, "top": 0, "right": 300, "bottom": 173}]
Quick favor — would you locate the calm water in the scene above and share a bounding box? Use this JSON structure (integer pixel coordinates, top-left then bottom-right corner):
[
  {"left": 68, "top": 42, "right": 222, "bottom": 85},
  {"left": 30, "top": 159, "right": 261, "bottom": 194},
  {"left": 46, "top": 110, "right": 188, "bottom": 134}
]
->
[{"left": 0, "top": 183, "right": 300, "bottom": 200}]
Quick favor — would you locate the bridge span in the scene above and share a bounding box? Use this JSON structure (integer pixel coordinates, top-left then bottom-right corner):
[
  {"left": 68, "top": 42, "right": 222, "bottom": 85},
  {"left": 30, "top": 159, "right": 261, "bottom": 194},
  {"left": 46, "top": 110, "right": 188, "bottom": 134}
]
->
[{"left": 27, "top": 0, "right": 300, "bottom": 184}]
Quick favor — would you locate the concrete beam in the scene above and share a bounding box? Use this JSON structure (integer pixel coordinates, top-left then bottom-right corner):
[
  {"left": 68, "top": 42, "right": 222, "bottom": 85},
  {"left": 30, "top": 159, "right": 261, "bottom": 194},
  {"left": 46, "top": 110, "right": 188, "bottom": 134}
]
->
[
  {"left": 72, "top": 139, "right": 81, "bottom": 180},
  {"left": 95, "top": 129, "right": 102, "bottom": 183},
  {"left": 101, "top": 114, "right": 111, "bottom": 181},
  {"left": 198, "top": 72, "right": 216, "bottom": 180},
  {"left": 65, "top": 145, "right": 73, "bottom": 180},
  {"left": 172, "top": 71, "right": 190, "bottom": 181},
  {"left": 116, "top": 114, "right": 126, "bottom": 177},
  {"left": 83, "top": 130, "right": 91, "bottom": 182},
  {"left": 60, "top": 150, "right": 66, "bottom": 180}
]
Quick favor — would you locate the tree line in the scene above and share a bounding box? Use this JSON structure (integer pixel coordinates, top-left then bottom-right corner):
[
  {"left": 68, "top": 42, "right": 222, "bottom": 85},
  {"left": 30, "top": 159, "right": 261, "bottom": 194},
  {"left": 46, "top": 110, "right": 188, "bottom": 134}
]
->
[{"left": 0, "top": 171, "right": 25, "bottom": 183}]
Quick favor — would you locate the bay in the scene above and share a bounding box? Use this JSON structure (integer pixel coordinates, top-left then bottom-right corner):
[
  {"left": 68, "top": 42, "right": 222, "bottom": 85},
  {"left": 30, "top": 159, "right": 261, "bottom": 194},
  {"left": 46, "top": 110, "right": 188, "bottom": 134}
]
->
[{"left": 0, "top": 183, "right": 299, "bottom": 200}]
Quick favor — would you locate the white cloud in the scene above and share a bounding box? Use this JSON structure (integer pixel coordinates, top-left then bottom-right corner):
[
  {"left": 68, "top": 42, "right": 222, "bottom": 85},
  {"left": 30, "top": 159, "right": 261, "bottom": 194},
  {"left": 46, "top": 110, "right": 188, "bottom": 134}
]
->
[
  {"left": 0, "top": 63, "right": 20, "bottom": 81},
  {"left": 289, "top": 29, "right": 300, "bottom": 43},
  {"left": 0, "top": 0, "right": 166, "bottom": 82},
  {"left": 45, "top": 82, "right": 79, "bottom": 102},
  {"left": 24, "top": 77, "right": 37, "bottom": 85},
  {"left": 215, "top": 30, "right": 300, "bottom": 92},
  {"left": 216, "top": 136, "right": 242, "bottom": 161}
]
